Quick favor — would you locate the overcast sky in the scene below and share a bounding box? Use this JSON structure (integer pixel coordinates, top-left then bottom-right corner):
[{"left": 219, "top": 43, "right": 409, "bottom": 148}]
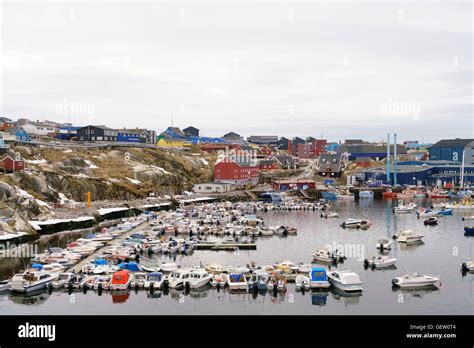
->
[{"left": 1, "top": 1, "right": 472, "bottom": 142}]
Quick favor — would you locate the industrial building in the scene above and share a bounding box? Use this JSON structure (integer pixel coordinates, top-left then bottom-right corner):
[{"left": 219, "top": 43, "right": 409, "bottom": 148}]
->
[{"left": 429, "top": 138, "right": 474, "bottom": 165}]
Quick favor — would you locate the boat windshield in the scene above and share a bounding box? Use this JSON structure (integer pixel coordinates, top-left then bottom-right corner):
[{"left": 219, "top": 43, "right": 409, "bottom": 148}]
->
[{"left": 148, "top": 275, "right": 162, "bottom": 282}]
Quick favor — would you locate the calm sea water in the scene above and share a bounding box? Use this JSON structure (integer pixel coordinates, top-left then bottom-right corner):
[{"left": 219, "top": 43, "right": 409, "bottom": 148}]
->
[{"left": 1, "top": 199, "right": 473, "bottom": 315}]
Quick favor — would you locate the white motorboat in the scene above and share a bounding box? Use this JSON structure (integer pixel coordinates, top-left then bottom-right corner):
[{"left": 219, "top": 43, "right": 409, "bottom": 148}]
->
[
  {"left": 93, "top": 275, "right": 111, "bottom": 290},
  {"left": 259, "top": 227, "right": 274, "bottom": 236},
  {"left": 327, "top": 270, "right": 363, "bottom": 292},
  {"left": 393, "top": 201, "right": 417, "bottom": 213},
  {"left": 210, "top": 273, "right": 227, "bottom": 288},
  {"left": 393, "top": 230, "right": 424, "bottom": 243},
  {"left": 188, "top": 269, "right": 212, "bottom": 289},
  {"left": 226, "top": 273, "right": 248, "bottom": 291},
  {"left": 160, "top": 262, "right": 178, "bottom": 273},
  {"left": 0, "top": 279, "right": 11, "bottom": 292},
  {"left": 321, "top": 212, "right": 339, "bottom": 218},
  {"left": 11, "top": 267, "right": 58, "bottom": 293},
  {"left": 205, "top": 263, "right": 225, "bottom": 274},
  {"left": 341, "top": 218, "right": 371, "bottom": 229},
  {"left": 392, "top": 272, "right": 440, "bottom": 288},
  {"left": 168, "top": 269, "right": 191, "bottom": 289},
  {"left": 51, "top": 272, "right": 78, "bottom": 289},
  {"left": 248, "top": 270, "right": 269, "bottom": 291},
  {"left": 312, "top": 249, "right": 345, "bottom": 263},
  {"left": 376, "top": 238, "right": 392, "bottom": 251},
  {"left": 364, "top": 256, "right": 397, "bottom": 269},
  {"left": 144, "top": 272, "right": 165, "bottom": 290},
  {"left": 295, "top": 274, "right": 310, "bottom": 291},
  {"left": 359, "top": 190, "right": 374, "bottom": 199},
  {"left": 297, "top": 264, "right": 312, "bottom": 274},
  {"left": 266, "top": 274, "right": 286, "bottom": 292},
  {"left": 41, "top": 263, "right": 65, "bottom": 274},
  {"left": 130, "top": 272, "right": 147, "bottom": 289}
]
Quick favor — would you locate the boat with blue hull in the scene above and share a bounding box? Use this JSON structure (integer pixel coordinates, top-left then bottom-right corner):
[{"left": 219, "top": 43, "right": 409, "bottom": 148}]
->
[
  {"left": 464, "top": 227, "right": 474, "bottom": 236},
  {"left": 310, "top": 267, "right": 330, "bottom": 289},
  {"left": 321, "top": 191, "right": 338, "bottom": 200}
]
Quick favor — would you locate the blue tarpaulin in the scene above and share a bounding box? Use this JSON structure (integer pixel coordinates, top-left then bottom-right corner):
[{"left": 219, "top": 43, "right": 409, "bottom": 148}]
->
[
  {"left": 229, "top": 273, "right": 243, "bottom": 282},
  {"left": 94, "top": 259, "right": 107, "bottom": 265},
  {"left": 31, "top": 263, "right": 43, "bottom": 270},
  {"left": 118, "top": 262, "right": 141, "bottom": 272}
]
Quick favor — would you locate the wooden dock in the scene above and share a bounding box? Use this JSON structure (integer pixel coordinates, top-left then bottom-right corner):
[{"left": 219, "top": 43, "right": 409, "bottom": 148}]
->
[
  {"left": 66, "top": 220, "right": 150, "bottom": 273},
  {"left": 195, "top": 243, "right": 257, "bottom": 250}
]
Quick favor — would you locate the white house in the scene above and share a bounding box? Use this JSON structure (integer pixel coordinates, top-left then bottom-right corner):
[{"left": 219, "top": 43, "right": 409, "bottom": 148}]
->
[
  {"left": 193, "top": 182, "right": 237, "bottom": 193},
  {"left": 21, "top": 121, "right": 58, "bottom": 136}
]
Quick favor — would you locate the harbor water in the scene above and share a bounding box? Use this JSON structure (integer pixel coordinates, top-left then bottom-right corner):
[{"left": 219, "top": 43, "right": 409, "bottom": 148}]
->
[{"left": 1, "top": 199, "right": 473, "bottom": 315}]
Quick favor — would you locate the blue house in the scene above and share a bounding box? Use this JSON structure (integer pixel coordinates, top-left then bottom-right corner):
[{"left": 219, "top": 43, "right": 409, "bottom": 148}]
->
[
  {"left": 117, "top": 128, "right": 153, "bottom": 143},
  {"left": 7, "top": 127, "right": 30, "bottom": 142}
]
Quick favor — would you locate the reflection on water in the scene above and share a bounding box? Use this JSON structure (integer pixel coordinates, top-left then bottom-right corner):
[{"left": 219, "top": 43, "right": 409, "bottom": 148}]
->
[{"left": 0, "top": 199, "right": 473, "bottom": 314}]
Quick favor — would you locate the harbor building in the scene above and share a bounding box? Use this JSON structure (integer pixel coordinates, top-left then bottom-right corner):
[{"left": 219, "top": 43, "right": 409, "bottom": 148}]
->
[
  {"left": 213, "top": 156, "right": 259, "bottom": 187},
  {"left": 193, "top": 182, "right": 236, "bottom": 193},
  {"left": 429, "top": 138, "right": 474, "bottom": 165}
]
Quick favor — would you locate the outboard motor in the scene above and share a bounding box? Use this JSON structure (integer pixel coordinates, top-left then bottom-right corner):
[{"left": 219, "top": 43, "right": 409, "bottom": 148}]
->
[
  {"left": 461, "top": 263, "right": 468, "bottom": 273},
  {"left": 363, "top": 259, "right": 369, "bottom": 269}
]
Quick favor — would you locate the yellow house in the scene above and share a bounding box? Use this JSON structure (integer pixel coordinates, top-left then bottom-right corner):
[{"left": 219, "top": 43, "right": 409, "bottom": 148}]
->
[{"left": 156, "top": 134, "right": 192, "bottom": 147}]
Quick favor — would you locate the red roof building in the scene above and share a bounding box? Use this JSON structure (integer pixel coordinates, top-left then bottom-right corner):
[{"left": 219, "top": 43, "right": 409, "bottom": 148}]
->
[{"left": 214, "top": 156, "right": 259, "bottom": 187}]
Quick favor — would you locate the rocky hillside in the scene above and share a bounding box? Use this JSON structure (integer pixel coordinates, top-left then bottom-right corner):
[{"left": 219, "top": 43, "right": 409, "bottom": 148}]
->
[{"left": 0, "top": 145, "right": 214, "bottom": 234}]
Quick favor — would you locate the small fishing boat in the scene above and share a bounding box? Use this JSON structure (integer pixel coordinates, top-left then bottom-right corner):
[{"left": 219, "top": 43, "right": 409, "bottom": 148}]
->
[
  {"left": 266, "top": 273, "right": 286, "bottom": 292},
  {"left": 312, "top": 249, "right": 345, "bottom": 263},
  {"left": 169, "top": 269, "right": 192, "bottom": 289},
  {"left": 93, "top": 276, "right": 111, "bottom": 290},
  {"left": 327, "top": 270, "right": 363, "bottom": 292},
  {"left": 383, "top": 190, "right": 397, "bottom": 199},
  {"left": 321, "top": 191, "right": 338, "bottom": 200},
  {"left": 226, "top": 273, "right": 248, "bottom": 291},
  {"left": 11, "top": 266, "right": 58, "bottom": 293},
  {"left": 364, "top": 256, "right": 397, "bottom": 269},
  {"left": 393, "top": 201, "right": 417, "bottom": 213},
  {"left": 393, "top": 230, "right": 424, "bottom": 243},
  {"left": 464, "top": 227, "right": 474, "bottom": 236},
  {"left": 110, "top": 270, "right": 132, "bottom": 290},
  {"left": 423, "top": 217, "right": 438, "bottom": 226},
  {"left": 130, "top": 272, "right": 147, "bottom": 289},
  {"left": 210, "top": 273, "right": 227, "bottom": 288},
  {"left": 160, "top": 262, "right": 178, "bottom": 274},
  {"left": 188, "top": 269, "right": 212, "bottom": 289},
  {"left": 321, "top": 212, "right": 339, "bottom": 218},
  {"left": 297, "top": 264, "right": 312, "bottom": 274},
  {"left": 274, "top": 260, "right": 299, "bottom": 274},
  {"left": 376, "top": 238, "right": 392, "bottom": 251},
  {"left": 461, "top": 216, "right": 474, "bottom": 221},
  {"left": 341, "top": 218, "right": 371, "bottom": 229},
  {"left": 428, "top": 190, "right": 450, "bottom": 199},
  {"left": 0, "top": 279, "right": 11, "bottom": 292},
  {"left": 295, "top": 274, "right": 310, "bottom": 291},
  {"left": 309, "top": 267, "right": 330, "bottom": 289},
  {"left": 416, "top": 209, "right": 439, "bottom": 218},
  {"left": 144, "top": 272, "right": 164, "bottom": 290},
  {"left": 51, "top": 272, "right": 78, "bottom": 289},
  {"left": 392, "top": 272, "right": 440, "bottom": 288},
  {"left": 436, "top": 208, "right": 453, "bottom": 216}
]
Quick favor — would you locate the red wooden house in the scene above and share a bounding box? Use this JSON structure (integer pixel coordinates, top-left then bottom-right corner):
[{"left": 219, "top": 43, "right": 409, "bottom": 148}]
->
[
  {"left": 0, "top": 156, "right": 25, "bottom": 173},
  {"left": 258, "top": 159, "right": 278, "bottom": 170},
  {"left": 214, "top": 156, "right": 259, "bottom": 187}
]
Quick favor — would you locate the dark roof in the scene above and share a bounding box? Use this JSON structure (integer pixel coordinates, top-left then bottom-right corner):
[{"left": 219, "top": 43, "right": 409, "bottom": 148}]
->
[
  {"left": 222, "top": 132, "right": 241, "bottom": 140},
  {"left": 183, "top": 126, "right": 199, "bottom": 132},
  {"left": 345, "top": 139, "right": 364, "bottom": 145},
  {"left": 292, "top": 137, "right": 305, "bottom": 145},
  {"left": 274, "top": 155, "right": 295, "bottom": 166},
  {"left": 339, "top": 144, "right": 407, "bottom": 154},
  {"left": 430, "top": 139, "right": 474, "bottom": 148},
  {"left": 7, "top": 127, "right": 23, "bottom": 135},
  {"left": 319, "top": 153, "right": 341, "bottom": 164},
  {"left": 119, "top": 128, "right": 149, "bottom": 135},
  {"left": 247, "top": 135, "right": 278, "bottom": 144},
  {"left": 165, "top": 127, "right": 186, "bottom": 138}
]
